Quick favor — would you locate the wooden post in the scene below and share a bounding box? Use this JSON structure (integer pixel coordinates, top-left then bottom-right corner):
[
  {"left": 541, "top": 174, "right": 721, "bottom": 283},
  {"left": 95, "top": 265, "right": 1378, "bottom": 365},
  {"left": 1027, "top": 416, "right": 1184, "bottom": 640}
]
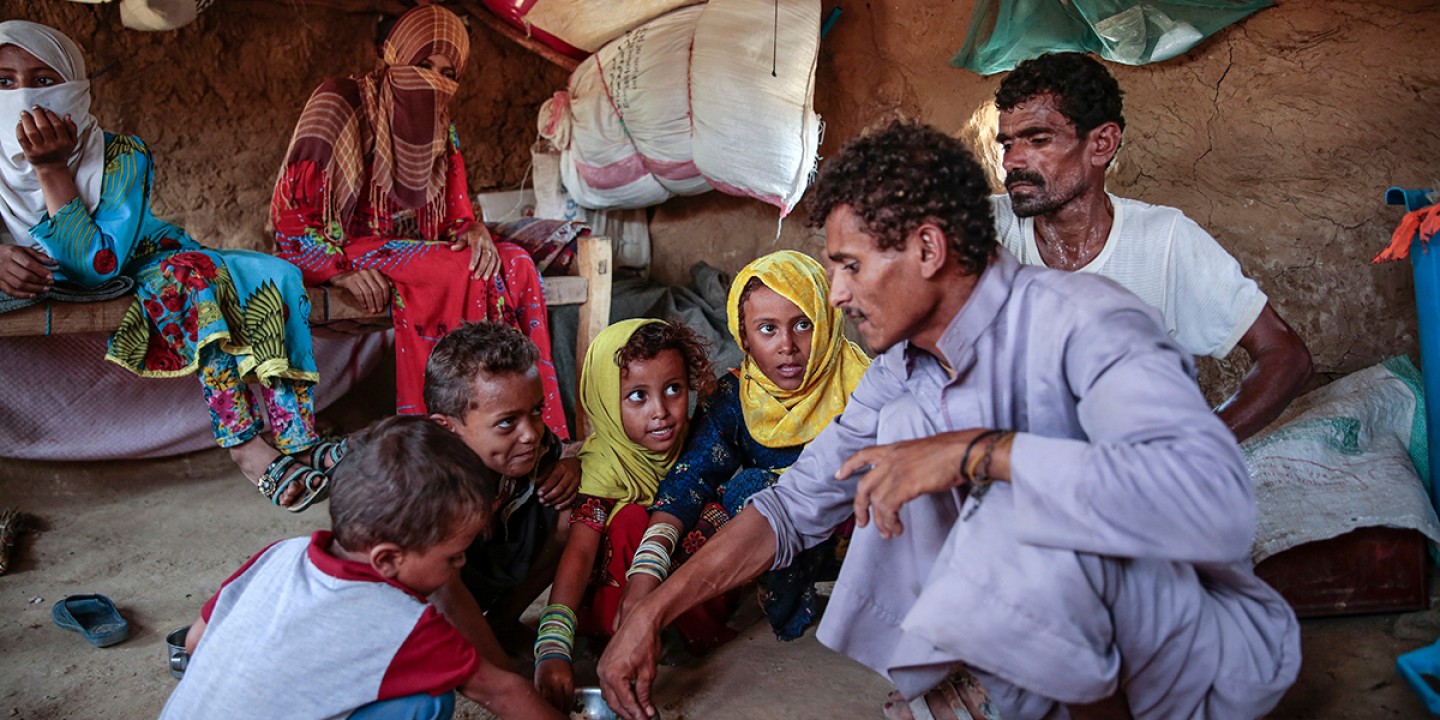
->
[{"left": 573, "top": 235, "right": 612, "bottom": 439}]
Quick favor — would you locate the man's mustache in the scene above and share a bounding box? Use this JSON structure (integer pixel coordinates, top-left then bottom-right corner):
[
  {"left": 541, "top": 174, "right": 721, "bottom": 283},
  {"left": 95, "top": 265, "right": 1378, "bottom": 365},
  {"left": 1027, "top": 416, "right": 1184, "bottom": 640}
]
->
[{"left": 1005, "top": 171, "right": 1045, "bottom": 189}]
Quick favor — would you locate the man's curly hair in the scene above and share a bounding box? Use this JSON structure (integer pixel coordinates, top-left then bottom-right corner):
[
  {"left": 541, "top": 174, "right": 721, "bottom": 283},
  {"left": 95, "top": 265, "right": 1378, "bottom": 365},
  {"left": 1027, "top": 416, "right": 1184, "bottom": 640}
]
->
[
  {"left": 807, "top": 120, "right": 997, "bottom": 276},
  {"left": 995, "top": 52, "right": 1125, "bottom": 137},
  {"left": 615, "top": 320, "right": 717, "bottom": 400}
]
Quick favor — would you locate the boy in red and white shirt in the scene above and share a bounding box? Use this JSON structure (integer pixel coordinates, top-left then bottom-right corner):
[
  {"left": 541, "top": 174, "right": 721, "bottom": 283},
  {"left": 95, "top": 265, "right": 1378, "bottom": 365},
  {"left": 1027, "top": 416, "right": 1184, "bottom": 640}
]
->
[{"left": 160, "top": 416, "right": 564, "bottom": 720}]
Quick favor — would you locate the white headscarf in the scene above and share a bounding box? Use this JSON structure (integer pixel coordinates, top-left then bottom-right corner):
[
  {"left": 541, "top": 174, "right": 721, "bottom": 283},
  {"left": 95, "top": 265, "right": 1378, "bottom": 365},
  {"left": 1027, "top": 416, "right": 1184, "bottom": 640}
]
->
[{"left": 0, "top": 21, "right": 104, "bottom": 249}]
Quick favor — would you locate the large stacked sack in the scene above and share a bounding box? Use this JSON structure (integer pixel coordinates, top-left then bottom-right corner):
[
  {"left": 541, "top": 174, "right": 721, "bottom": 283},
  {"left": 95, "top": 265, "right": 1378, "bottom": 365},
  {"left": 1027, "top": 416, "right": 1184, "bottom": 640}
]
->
[
  {"left": 539, "top": 0, "right": 821, "bottom": 216},
  {"left": 482, "top": 0, "right": 703, "bottom": 60}
]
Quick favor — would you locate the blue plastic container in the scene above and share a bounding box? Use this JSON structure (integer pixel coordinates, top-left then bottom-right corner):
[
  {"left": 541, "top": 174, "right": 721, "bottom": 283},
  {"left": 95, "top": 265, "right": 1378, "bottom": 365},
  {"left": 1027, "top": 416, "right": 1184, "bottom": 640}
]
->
[
  {"left": 1389, "top": 187, "right": 1439, "bottom": 511},
  {"left": 1397, "top": 638, "right": 1440, "bottom": 715}
]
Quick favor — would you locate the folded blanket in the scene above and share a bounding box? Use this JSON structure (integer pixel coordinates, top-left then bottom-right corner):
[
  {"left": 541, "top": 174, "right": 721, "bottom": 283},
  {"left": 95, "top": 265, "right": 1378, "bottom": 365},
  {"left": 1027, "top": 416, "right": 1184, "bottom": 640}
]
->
[{"left": 0, "top": 276, "right": 137, "bottom": 315}]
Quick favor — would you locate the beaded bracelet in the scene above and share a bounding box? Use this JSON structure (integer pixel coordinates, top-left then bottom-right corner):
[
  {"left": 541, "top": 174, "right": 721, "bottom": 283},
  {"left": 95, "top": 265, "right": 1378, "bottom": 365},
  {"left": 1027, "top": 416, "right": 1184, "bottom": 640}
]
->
[
  {"left": 962, "top": 432, "right": 1016, "bottom": 521},
  {"left": 959, "top": 430, "right": 1005, "bottom": 484}
]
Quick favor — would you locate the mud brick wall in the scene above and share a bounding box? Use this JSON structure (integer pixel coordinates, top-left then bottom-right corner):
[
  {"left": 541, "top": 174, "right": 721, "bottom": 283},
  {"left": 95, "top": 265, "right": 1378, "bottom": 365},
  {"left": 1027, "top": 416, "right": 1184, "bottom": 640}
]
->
[
  {"left": 647, "top": 0, "right": 1440, "bottom": 399},
  {"left": 5, "top": 0, "right": 567, "bottom": 253},
  {"left": 7, "top": 0, "right": 1438, "bottom": 399}
]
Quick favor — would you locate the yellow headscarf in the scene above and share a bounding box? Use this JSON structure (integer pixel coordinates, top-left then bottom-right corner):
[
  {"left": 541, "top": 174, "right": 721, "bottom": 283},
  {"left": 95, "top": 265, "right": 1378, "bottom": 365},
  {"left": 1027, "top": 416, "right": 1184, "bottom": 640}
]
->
[
  {"left": 727, "top": 251, "right": 871, "bottom": 448},
  {"left": 577, "top": 319, "right": 685, "bottom": 518}
]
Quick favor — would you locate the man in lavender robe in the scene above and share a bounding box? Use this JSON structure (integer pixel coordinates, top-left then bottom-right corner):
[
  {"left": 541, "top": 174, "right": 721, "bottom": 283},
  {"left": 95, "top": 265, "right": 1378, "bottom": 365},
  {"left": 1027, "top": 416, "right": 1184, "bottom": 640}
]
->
[{"left": 598, "top": 121, "right": 1300, "bottom": 720}]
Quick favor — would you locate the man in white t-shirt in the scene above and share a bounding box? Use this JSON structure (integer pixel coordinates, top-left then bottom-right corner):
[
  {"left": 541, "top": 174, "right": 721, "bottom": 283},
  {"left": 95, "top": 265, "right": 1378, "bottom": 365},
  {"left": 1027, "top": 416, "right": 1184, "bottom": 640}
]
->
[{"left": 990, "top": 52, "right": 1312, "bottom": 442}]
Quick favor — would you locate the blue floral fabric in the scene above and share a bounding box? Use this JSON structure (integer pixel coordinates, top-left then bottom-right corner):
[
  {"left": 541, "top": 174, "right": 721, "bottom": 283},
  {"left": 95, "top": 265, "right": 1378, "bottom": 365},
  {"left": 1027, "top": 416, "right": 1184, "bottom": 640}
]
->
[{"left": 651, "top": 371, "right": 843, "bottom": 641}]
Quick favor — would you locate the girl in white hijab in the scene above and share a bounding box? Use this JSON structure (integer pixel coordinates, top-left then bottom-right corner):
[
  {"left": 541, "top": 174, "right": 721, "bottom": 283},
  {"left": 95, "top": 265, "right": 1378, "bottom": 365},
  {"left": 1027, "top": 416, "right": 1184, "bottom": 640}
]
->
[
  {"left": 0, "top": 19, "right": 102, "bottom": 294},
  {"left": 0, "top": 20, "right": 338, "bottom": 513}
]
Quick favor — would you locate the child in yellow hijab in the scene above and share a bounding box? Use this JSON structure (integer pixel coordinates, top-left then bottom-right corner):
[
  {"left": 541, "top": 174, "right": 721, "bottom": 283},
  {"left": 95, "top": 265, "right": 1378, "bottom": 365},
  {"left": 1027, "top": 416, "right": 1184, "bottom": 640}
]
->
[
  {"left": 533, "top": 318, "right": 722, "bottom": 710},
  {"left": 619, "top": 250, "right": 870, "bottom": 644}
]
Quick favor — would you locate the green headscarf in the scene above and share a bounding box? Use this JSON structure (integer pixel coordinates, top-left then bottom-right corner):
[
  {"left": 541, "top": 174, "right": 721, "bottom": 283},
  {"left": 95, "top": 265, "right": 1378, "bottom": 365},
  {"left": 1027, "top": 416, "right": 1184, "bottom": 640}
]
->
[{"left": 576, "top": 319, "right": 685, "bottom": 519}]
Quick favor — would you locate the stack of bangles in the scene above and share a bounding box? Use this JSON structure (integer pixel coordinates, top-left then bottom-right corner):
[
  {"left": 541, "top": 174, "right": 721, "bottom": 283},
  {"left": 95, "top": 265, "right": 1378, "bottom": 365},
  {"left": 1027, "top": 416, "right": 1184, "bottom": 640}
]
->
[
  {"left": 625, "top": 523, "right": 681, "bottom": 583},
  {"left": 533, "top": 604, "right": 577, "bottom": 664}
]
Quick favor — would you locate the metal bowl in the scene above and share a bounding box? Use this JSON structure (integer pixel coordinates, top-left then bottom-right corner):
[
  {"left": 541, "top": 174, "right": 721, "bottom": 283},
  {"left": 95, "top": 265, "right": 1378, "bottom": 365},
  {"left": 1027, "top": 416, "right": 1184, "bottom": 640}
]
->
[{"left": 572, "top": 686, "right": 660, "bottom": 720}]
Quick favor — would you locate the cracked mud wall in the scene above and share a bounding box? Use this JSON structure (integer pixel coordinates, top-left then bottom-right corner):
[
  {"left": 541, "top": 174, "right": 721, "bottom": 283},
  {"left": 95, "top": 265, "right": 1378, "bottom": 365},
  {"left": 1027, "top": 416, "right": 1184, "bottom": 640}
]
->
[
  {"left": 5, "top": 1, "right": 1436, "bottom": 397},
  {"left": 4, "top": 0, "right": 567, "bottom": 253},
  {"left": 650, "top": 0, "right": 1440, "bottom": 398}
]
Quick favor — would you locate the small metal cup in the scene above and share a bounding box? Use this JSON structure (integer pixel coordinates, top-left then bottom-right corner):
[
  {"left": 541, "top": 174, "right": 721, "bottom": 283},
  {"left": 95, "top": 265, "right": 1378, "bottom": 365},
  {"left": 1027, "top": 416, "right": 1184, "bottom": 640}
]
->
[
  {"left": 165, "top": 625, "right": 190, "bottom": 680},
  {"left": 573, "top": 686, "right": 659, "bottom": 720}
]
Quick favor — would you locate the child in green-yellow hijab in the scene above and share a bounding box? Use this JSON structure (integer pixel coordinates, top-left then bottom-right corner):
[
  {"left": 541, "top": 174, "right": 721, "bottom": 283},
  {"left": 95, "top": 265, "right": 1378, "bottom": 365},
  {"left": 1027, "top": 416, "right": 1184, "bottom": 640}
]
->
[
  {"left": 532, "top": 319, "right": 723, "bottom": 710},
  {"left": 620, "top": 250, "right": 870, "bottom": 643}
]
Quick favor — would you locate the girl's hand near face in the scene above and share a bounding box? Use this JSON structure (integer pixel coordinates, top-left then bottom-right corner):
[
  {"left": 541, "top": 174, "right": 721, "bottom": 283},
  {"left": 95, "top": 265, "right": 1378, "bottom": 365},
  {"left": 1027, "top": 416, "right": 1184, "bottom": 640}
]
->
[
  {"left": 17, "top": 107, "right": 78, "bottom": 168},
  {"left": 16, "top": 107, "right": 81, "bottom": 213}
]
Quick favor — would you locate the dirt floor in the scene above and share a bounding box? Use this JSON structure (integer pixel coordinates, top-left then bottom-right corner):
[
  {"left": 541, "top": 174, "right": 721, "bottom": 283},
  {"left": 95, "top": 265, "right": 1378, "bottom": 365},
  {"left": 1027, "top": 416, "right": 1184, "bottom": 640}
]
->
[{"left": 1, "top": 392, "right": 1437, "bottom": 719}]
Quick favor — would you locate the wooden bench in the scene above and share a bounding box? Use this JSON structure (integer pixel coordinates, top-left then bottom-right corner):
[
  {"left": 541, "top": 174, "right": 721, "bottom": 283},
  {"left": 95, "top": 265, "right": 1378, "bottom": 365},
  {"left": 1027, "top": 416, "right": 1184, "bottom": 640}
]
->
[{"left": 0, "top": 235, "right": 614, "bottom": 433}]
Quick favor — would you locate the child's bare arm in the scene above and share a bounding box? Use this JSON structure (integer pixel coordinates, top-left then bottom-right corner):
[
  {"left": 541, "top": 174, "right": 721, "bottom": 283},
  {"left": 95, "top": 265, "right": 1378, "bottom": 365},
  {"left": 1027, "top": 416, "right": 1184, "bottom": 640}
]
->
[
  {"left": 546, "top": 522, "right": 602, "bottom": 628},
  {"left": 460, "top": 655, "right": 567, "bottom": 719},
  {"left": 613, "top": 512, "right": 684, "bottom": 633},
  {"left": 535, "top": 522, "right": 603, "bottom": 709},
  {"left": 430, "top": 576, "right": 514, "bottom": 672},
  {"left": 184, "top": 616, "right": 207, "bottom": 654}
]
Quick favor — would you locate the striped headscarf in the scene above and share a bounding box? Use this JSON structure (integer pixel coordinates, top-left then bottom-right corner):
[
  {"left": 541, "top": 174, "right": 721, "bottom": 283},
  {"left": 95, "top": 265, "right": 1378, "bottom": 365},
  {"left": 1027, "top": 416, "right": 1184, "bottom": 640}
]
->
[
  {"left": 273, "top": 5, "right": 470, "bottom": 241},
  {"left": 727, "top": 251, "right": 871, "bottom": 448}
]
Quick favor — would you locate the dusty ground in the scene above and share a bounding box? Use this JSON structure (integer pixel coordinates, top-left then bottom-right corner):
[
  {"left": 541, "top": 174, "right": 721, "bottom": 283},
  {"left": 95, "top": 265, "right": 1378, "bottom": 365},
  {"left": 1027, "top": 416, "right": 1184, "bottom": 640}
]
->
[{"left": 0, "top": 387, "right": 1435, "bottom": 719}]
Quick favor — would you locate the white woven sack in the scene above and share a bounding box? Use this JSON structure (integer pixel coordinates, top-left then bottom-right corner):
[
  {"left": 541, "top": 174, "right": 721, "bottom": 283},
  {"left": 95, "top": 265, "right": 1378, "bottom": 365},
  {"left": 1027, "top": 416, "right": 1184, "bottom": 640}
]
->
[
  {"left": 507, "top": 0, "right": 704, "bottom": 54},
  {"left": 691, "top": 0, "right": 821, "bottom": 216},
  {"left": 1244, "top": 356, "right": 1440, "bottom": 564},
  {"left": 540, "top": 6, "right": 711, "bottom": 210},
  {"left": 120, "top": 0, "right": 216, "bottom": 31}
]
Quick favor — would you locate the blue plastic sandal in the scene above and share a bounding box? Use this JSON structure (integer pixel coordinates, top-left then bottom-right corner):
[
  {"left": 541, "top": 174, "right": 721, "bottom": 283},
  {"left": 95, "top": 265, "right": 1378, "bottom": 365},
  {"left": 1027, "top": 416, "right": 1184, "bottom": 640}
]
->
[
  {"left": 1398, "top": 637, "right": 1440, "bottom": 715},
  {"left": 52, "top": 594, "right": 129, "bottom": 648}
]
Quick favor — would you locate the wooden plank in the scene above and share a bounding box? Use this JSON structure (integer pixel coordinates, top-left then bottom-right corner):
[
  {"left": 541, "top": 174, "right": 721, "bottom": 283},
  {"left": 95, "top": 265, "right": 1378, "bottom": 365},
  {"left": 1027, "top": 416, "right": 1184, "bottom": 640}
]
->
[
  {"left": 545, "top": 275, "right": 589, "bottom": 306},
  {"left": 572, "top": 235, "right": 613, "bottom": 439},
  {"left": 311, "top": 274, "right": 591, "bottom": 323},
  {"left": 0, "top": 299, "right": 132, "bottom": 337},
  {"left": 0, "top": 238, "right": 611, "bottom": 367}
]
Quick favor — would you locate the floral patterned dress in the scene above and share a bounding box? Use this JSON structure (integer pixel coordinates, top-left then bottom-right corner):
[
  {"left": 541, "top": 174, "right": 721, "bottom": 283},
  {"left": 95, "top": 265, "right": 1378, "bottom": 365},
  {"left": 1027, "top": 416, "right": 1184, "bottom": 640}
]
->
[{"left": 27, "top": 134, "right": 319, "bottom": 452}]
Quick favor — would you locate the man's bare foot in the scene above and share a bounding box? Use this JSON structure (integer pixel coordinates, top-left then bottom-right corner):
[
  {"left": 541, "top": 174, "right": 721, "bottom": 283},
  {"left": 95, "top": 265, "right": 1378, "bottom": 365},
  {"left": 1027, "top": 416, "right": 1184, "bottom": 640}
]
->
[{"left": 881, "top": 671, "right": 1002, "bottom": 720}]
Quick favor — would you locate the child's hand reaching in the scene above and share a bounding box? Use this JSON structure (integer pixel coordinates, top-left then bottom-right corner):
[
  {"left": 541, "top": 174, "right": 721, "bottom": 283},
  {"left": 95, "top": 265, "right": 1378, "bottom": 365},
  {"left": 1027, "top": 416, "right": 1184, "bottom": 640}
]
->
[
  {"left": 534, "top": 657, "right": 575, "bottom": 711},
  {"left": 613, "top": 573, "right": 661, "bottom": 634},
  {"left": 537, "top": 457, "right": 580, "bottom": 509}
]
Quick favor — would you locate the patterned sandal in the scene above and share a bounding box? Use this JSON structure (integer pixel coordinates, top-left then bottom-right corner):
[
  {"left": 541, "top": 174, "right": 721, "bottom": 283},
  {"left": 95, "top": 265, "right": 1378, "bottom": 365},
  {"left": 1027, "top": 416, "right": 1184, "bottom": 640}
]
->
[
  {"left": 256, "top": 455, "right": 331, "bottom": 513},
  {"left": 308, "top": 437, "right": 348, "bottom": 476}
]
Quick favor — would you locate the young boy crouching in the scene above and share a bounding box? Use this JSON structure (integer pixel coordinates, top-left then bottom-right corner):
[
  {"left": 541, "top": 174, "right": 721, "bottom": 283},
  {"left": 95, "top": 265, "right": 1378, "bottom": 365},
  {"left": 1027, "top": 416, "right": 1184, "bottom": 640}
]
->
[
  {"left": 424, "top": 322, "right": 581, "bottom": 648},
  {"left": 159, "top": 417, "right": 563, "bottom": 720}
]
